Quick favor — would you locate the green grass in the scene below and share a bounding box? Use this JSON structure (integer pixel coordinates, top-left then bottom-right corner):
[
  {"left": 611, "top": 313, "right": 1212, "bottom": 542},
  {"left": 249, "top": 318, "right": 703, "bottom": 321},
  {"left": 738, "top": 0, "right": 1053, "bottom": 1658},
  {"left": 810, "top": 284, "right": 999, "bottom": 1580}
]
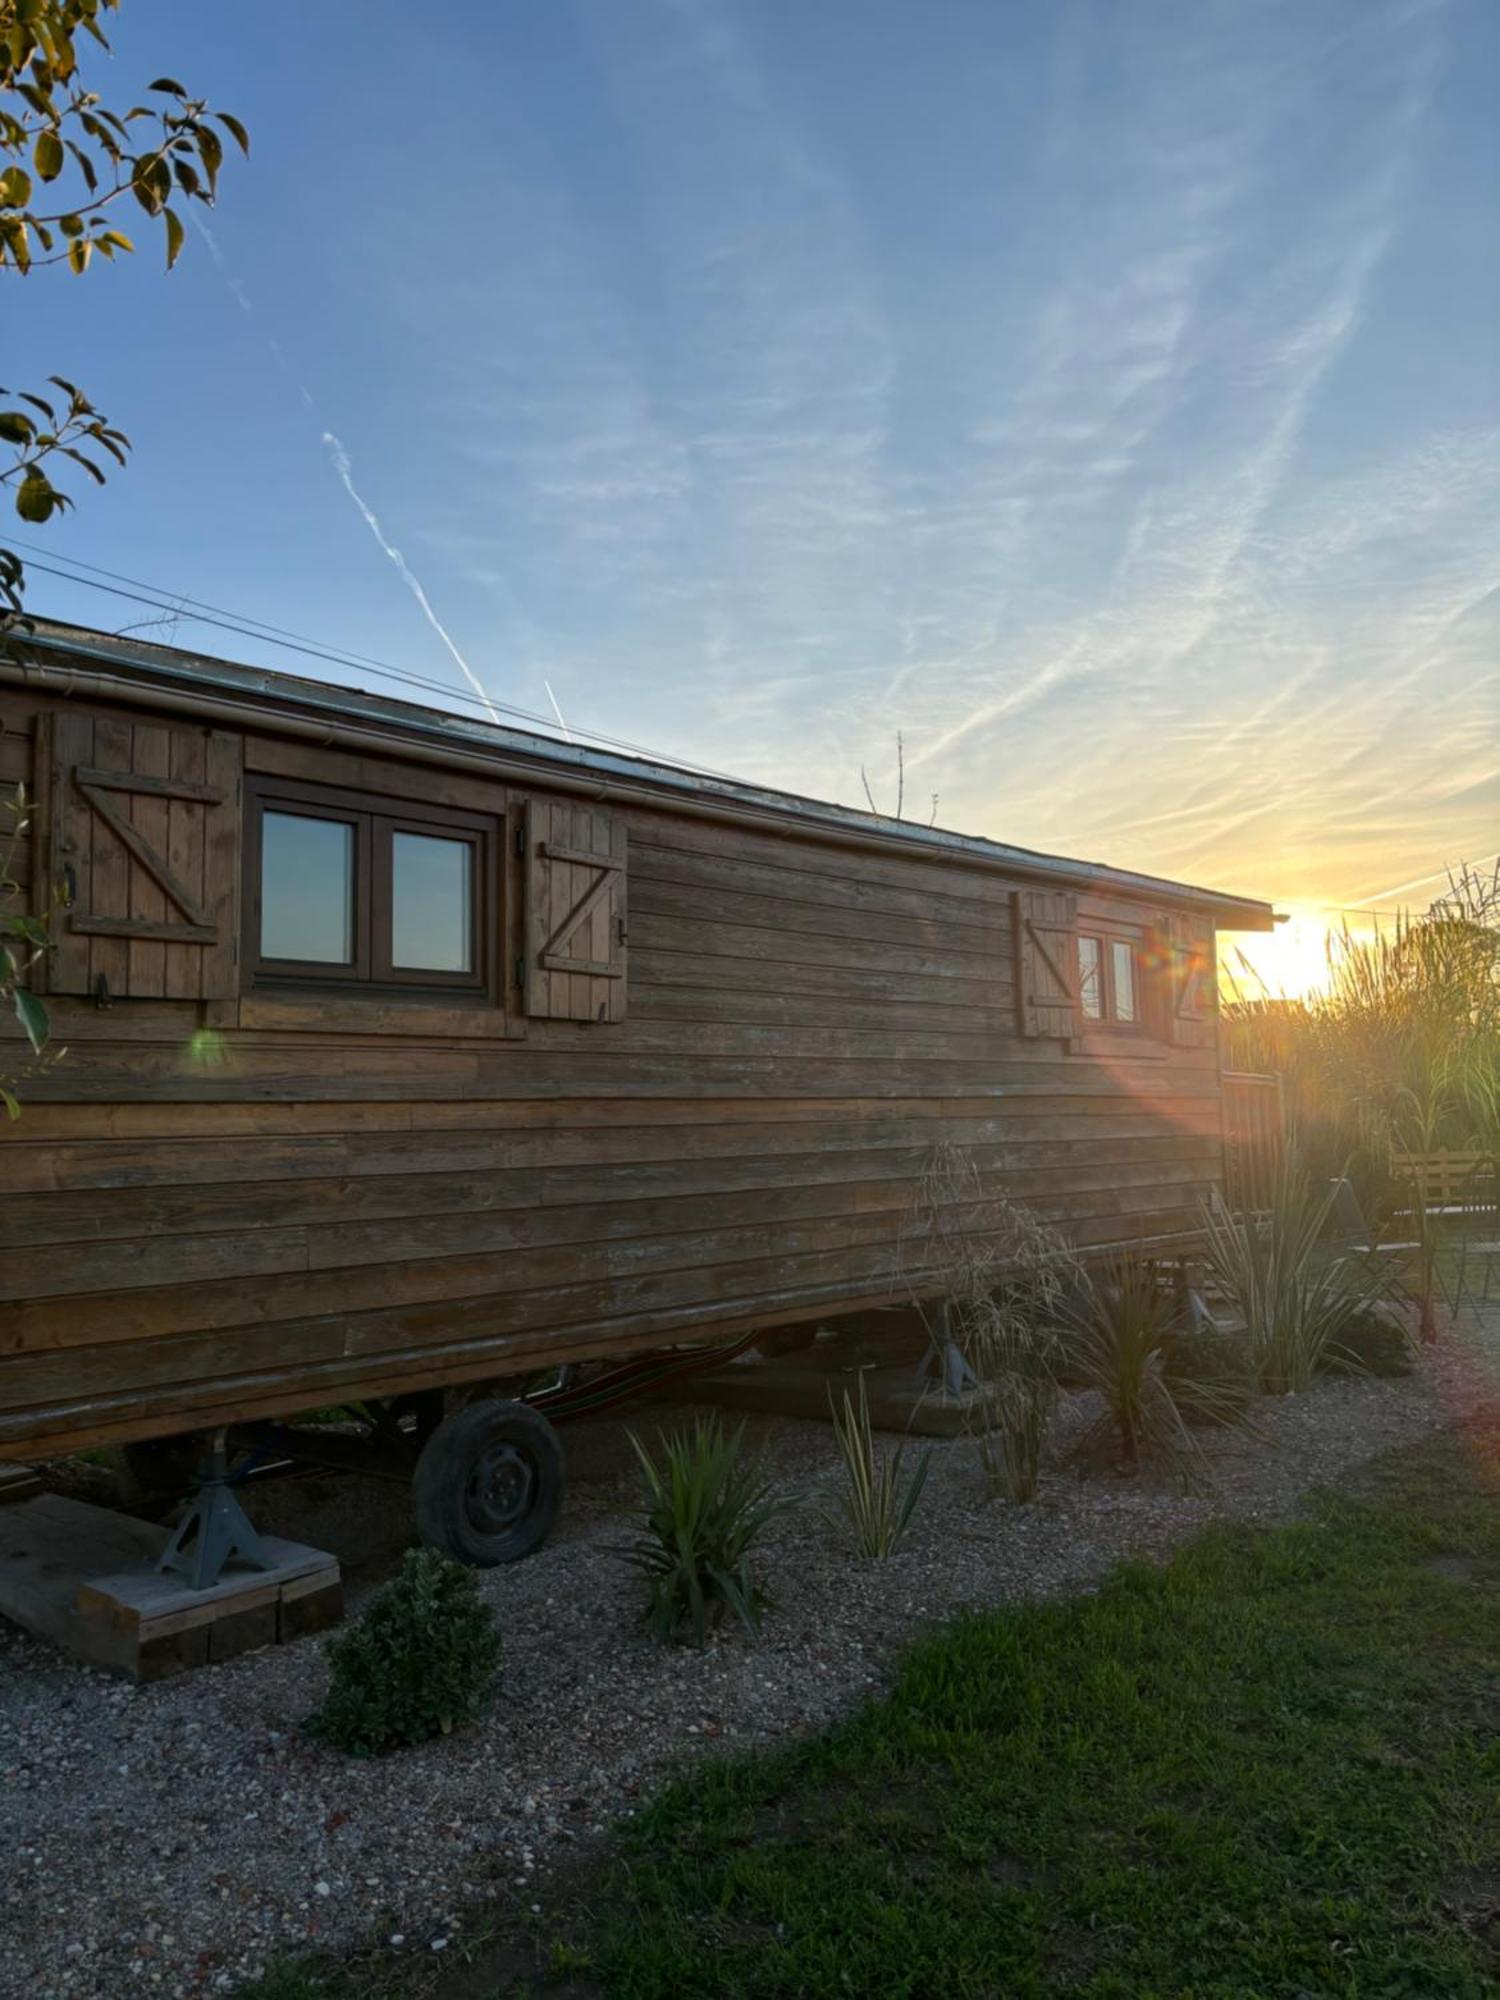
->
[{"left": 243, "top": 1433, "right": 1500, "bottom": 1999}]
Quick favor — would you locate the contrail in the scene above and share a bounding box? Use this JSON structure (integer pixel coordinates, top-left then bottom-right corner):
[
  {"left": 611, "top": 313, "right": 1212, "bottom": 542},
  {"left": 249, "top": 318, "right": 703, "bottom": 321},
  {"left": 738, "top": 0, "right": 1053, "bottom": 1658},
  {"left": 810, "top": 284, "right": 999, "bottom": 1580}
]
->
[
  {"left": 1346, "top": 852, "right": 1500, "bottom": 908},
  {"left": 189, "top": 210, "right": 501, "bottom": 725},
  {"left": 321, "top": 432, "right": 501, "bottom": 726},
  {"left": 544, "top": 679, "right": 573, "bottom": 743}
]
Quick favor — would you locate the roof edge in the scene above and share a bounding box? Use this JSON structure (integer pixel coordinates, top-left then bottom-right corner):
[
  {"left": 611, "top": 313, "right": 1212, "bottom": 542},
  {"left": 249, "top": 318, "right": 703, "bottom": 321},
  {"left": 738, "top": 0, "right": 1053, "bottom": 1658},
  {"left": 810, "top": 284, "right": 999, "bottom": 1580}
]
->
[{"left": 3, "top": 620, "right": 1277, "bottom": 930}]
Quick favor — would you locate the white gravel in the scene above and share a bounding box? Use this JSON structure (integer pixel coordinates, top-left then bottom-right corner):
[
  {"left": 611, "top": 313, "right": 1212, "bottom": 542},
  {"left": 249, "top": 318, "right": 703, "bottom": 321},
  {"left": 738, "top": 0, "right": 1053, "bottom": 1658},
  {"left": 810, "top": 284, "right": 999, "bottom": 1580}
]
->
[{"left": 2, "top": 1315, "right": 1494, "bottom": 2000}]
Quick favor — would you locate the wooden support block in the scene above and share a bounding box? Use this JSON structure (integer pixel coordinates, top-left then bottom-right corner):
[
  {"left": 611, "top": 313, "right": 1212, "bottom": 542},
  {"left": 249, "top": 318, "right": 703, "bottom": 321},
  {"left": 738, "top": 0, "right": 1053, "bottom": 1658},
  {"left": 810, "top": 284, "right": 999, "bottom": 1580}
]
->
[
  {"left": 0, "top": 1465, "right": 44, "bottom": 1507},
  {"left": 279, "top": 1565, "right": 345, "bottom": 1643},
  {"left": 0, "top": 1494, "right": 341, "bottom": 1680}
]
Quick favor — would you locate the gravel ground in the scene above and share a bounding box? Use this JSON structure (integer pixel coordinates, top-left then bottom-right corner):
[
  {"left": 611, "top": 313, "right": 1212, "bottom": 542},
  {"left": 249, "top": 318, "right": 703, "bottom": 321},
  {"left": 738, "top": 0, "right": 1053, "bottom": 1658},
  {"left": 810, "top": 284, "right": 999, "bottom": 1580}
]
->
[{"left": 3, "top": 1313, "right": 1496, "bottom": 2000}]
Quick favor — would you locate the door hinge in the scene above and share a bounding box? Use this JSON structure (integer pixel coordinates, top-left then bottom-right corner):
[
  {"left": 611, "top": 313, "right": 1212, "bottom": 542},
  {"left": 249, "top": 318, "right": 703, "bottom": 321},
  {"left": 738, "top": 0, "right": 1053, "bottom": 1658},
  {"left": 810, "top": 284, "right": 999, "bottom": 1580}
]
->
[
  {"left": 514, "top": 953, "right": 526, "bottom": 991},
  {"left": 514, "top": 821, "right": 526, "bottom": 858}
]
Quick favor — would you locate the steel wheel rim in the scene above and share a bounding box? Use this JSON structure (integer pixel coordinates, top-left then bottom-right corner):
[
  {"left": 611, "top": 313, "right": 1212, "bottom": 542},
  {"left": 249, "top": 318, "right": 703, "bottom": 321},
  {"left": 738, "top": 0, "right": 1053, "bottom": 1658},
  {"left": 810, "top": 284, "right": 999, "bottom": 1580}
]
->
[{"left": 463, "top": 1440, "right": 536, "bottom": 1536}]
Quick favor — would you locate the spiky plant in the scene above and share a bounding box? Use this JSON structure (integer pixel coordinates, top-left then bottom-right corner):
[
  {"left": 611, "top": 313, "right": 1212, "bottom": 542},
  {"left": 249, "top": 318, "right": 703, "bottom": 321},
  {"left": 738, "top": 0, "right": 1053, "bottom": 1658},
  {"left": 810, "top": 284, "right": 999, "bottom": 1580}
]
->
[
  {"left": 826, "top": 1372, "right": 931, "bottom": 1557},
  {"left": 1060, "top": 1248, "right": 1247, "bottom": 1490},
  {"left": 618, "top": 1418, "right": 788, "bottom": 1646},
  {"left": 1202, "top": 1164, "right": 1377, "bottom": 1393}
]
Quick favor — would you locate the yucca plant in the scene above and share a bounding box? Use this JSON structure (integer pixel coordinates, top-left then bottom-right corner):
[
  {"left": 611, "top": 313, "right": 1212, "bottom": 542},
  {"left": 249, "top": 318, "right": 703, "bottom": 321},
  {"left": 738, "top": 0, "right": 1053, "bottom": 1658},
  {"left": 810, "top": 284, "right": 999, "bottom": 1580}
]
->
[
  {"left": 826, "top": 1372, "right": 932, "bottom": 1557},
  {"left": 618, "top": 1418, "right": 788, "bottom": 1646},
  {"left": 1202, "top": 1163, "right": 1377, "bottom": 1393},
  {"left": 1060, "top": 1247, "right": 1246, "bottom": 1490}
]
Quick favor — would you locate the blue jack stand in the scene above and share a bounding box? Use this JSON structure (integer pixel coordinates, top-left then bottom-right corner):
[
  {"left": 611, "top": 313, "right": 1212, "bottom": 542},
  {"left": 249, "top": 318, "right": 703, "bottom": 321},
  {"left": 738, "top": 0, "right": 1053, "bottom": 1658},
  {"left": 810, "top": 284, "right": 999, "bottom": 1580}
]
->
[{"left": 157, "top": 1429, "right": 274, "bottom": 1592}]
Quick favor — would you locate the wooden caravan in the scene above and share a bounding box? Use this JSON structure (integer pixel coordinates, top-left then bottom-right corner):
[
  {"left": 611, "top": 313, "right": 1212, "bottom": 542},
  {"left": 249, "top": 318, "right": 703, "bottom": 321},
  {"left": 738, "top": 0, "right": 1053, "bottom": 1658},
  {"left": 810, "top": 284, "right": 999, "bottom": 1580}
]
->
[{"left": 0, "top": 621, "right": 1276, "bottom": 1559}]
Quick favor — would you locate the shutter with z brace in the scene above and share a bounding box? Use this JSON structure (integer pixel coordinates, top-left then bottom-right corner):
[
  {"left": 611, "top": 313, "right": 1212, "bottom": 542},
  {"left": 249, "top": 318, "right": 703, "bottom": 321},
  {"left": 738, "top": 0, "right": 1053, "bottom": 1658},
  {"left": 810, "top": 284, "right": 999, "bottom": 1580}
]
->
[
  {"left": 523, "top": 798, "right": 627, "bottom": 1022},
  {"left": 43, "top": 712, "right": 242, "bottom": 1000},
  {"left": 1013, "top": 887, "right": 1078, "bottom": 1039},
  {"left": 1166, "top": 911, "right": 1217, "bottom": 1049}
]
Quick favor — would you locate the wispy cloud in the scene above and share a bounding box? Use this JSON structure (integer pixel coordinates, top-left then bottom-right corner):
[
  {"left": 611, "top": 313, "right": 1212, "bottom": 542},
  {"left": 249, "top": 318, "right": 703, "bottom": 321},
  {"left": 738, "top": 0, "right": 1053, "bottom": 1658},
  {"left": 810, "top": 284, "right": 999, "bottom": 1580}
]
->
[{"left": 367, "top": 0, "right": 1485, "bottom": 914}]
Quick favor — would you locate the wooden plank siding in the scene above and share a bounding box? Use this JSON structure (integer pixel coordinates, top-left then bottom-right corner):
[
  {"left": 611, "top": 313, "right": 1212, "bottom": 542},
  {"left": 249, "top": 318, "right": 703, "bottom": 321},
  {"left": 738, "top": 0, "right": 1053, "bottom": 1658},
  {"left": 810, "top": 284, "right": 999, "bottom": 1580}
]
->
[{"left": 0, "top": 670, "right": 1248, "bottom": 1460}]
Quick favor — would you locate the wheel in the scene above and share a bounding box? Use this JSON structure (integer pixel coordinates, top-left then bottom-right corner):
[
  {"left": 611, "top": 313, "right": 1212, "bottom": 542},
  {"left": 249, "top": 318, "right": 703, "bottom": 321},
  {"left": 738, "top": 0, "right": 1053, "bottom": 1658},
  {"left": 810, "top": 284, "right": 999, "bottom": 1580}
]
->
[{"left": 411, "top": 1399, "right": 564, "bottom": 1566}]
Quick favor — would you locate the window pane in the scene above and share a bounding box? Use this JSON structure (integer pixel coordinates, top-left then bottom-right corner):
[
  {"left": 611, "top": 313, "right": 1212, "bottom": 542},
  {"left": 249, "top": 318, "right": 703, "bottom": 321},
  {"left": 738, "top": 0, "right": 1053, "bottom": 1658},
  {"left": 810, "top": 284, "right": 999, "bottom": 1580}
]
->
[
  {"left": 392, "top": 832, "right": 473, "bottom": 972},
  {"left": 1078, "top": 936, "right": 1103, "bottom": 1020},
  {"left": 1111, "top": 940, "right": 1137, "bottom": 1023},
  {"left": 261, "top": 812, "right": 354, "bottom": 963}
]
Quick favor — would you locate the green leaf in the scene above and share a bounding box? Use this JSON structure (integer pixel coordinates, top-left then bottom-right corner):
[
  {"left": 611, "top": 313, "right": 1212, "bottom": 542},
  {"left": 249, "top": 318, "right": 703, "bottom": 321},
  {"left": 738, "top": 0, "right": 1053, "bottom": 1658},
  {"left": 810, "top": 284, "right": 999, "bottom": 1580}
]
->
[
  {"left": 12, "top": 984, "right": 47, "bottom": 1054},
  {"left": 148, "top": 76, "right": 187, "bottom": 95},
  {"left": 218, "top": 111, "right": 250, "bottom": 156},
  {"left": 163, "top": 205, "right": 183, "bottom": 270},
  {"left": 66, "top": 234, "right": 91, "bottom": 273},
  {"left": 15, "top": 472, "right": 59, "bottom": 523},
  {"left": 0, "top": 163, "right": 33, "bottom": 206},
  {"left": 0, "top": 1084, "right": 19, "bottom": 1122},
  {"left": 0, "top": 411, "right": 35, "bottom": 444},
  {"left": 32, "top": 128, "right": 63, "bottom": 182}
]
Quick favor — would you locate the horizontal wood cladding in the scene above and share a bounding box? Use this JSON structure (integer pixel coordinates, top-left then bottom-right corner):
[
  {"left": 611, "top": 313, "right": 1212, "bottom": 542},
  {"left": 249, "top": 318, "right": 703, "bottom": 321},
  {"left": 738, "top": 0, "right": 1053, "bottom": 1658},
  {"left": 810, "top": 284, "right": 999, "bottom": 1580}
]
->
[
  {"left": 1, "top": 1105, "right": 1223, "bottom": 1201},
  {"left": 2, "top": 1190, "right": 1213, "bottom": 1403},
  {"left": 0, "top": 703, "right": 1239, "bottom": 1455},
  {"left": 1, "top": 1140, "right": 1222, "bottom": 1279}
]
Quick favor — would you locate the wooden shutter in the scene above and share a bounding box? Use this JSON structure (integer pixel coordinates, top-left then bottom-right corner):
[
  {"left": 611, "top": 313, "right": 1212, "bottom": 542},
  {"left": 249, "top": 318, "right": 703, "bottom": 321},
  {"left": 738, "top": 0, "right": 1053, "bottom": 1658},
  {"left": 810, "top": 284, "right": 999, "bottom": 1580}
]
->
[
  {"left": 523, "top": 798, "right": 627, "bottom": 1022},
  {"left": 1013, "top": 887, "right": 1077, "bottom": 1039},
  {"left": 1166, "top": 911, "right": 1217, "bottom": 1048},
  {"left": 42, "top": 712, "right": 241, "bottom": 1000}
]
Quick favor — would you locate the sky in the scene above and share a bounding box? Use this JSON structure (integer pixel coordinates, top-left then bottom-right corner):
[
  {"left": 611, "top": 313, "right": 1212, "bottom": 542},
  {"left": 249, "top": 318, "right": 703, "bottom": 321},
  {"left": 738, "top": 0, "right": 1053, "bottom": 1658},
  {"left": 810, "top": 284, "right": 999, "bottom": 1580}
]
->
[{"left": 10, "top": 0, "right": 1498, "bottom": 994}]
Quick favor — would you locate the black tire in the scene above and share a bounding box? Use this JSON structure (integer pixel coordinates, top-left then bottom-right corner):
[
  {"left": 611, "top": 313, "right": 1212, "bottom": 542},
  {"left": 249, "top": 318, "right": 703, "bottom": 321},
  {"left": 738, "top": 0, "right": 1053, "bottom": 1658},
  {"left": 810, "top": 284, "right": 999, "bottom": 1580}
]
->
[{"left": 411, "top": 1399, "right": 564, "bottom": 1566}]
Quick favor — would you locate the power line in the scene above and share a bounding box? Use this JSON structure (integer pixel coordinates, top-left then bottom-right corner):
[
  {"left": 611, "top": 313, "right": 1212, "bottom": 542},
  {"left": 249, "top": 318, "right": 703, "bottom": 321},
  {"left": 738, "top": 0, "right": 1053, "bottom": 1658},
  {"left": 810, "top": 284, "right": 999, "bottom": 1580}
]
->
[{"left": 9, "top": 541, "right": 741, "bottom": 781}]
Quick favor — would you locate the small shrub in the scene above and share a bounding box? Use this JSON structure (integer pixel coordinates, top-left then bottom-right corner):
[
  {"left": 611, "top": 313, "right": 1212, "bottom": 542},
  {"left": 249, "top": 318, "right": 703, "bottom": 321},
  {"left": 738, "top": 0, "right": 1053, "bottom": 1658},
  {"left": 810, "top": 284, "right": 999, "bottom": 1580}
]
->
[
  {"left": 1321, "top": 1302, "right": 1416, "bottom": 1378},
  {"left": 307, "top": 1547, "right": 501, "bottom": 1756},
  {"left": 619, "top": 1418, "right": 788, "bottom": 1646},
  {"left": 1060, "top": 1248, "right": 1248, "bottom": 1489},
  {"left": 827, "top": 1372, "right": 932, "bottom": 1556}
]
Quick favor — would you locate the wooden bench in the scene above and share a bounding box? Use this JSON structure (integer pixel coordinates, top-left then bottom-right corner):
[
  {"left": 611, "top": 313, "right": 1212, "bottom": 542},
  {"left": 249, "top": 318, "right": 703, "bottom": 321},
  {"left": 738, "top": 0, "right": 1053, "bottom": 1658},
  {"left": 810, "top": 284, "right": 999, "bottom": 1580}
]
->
[{"left": 1392, "top": 1150, "right": 1493, "bottom": 1213}]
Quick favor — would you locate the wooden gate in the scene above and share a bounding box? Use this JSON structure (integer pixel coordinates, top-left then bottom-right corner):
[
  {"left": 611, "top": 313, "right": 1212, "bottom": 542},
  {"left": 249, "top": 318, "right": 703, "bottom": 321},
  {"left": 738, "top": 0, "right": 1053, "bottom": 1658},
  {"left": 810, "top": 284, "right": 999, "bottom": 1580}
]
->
[{"left": 1221, "top": 1070, "right": 1284, "bottom": 1212}]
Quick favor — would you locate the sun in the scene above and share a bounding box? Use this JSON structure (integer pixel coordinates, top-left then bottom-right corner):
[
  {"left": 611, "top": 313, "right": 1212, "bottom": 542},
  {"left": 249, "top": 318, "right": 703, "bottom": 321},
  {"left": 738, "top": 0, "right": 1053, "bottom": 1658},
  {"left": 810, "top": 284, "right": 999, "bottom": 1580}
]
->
[{"left": 1219, "top": 906, "right": 1339, "bottom": 1002}]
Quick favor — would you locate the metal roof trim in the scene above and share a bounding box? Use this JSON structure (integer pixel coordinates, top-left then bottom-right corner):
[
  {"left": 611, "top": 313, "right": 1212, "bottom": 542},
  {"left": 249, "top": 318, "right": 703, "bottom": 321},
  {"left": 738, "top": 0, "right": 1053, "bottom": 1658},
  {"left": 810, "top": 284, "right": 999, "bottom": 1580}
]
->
[{"left": 7, "top": 619, "right": 1277, "bottom": 929}]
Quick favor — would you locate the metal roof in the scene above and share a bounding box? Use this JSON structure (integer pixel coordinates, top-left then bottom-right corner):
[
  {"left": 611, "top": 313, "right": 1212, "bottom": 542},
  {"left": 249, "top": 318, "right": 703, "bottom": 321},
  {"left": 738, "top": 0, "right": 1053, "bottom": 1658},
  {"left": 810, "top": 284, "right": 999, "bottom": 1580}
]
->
[{"left": 8, "top": 618, "right": 1277, "bottom": 929}]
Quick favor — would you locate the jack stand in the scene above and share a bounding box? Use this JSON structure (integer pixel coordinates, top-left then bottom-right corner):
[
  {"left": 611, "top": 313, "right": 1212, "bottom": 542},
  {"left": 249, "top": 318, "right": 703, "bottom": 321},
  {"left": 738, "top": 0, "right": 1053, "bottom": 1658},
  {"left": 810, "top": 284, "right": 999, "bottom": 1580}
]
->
[
  {"left": 157, "top": 1429, "right": 274, "bottom": 1592},
  {"left": 918, "top": 1299, "right": 980, "bottom": 1396}
]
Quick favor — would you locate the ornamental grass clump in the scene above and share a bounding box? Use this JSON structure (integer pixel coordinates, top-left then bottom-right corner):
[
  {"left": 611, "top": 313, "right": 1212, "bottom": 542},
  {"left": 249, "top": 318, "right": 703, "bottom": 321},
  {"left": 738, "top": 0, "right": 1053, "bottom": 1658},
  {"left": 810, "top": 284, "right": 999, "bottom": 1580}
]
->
[
  {"left": 307, "top": 1547, "right": 501, "bottom": 1757},
  {"left": 826, "top": 1371, "right": 931, "bottom": 1557},
  {"left": 898, "top": 1144, "right": 1078, "bottom": 1504},
  {"left": 1060, "top": 1246, "right": 1248, "bottom": 1490},
  {"left": 1202, "top": 1162, "right": 1375, "bottom": 1393},
  {"left": 620, "top": 1417, "right": 788, "bottom": 1646}
]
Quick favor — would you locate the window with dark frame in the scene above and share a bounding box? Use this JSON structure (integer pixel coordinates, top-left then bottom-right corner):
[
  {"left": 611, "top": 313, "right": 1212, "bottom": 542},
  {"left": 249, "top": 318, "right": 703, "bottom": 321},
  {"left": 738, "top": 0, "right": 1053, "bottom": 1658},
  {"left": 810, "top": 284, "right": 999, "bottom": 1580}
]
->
[
  {"left": 1076, "top": 928, "right": 1143, "bottom": 1028},
  {"left": 245, "top": 776, "right": 496, "bottom": 997}
]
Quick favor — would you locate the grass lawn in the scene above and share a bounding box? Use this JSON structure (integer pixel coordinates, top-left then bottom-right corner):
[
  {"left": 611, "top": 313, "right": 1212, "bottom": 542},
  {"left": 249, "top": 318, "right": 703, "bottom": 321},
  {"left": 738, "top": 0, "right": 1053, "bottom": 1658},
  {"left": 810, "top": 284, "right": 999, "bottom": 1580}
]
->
[{"left": 248, "top": 1432, "right": 1500, "bottom": 1999}]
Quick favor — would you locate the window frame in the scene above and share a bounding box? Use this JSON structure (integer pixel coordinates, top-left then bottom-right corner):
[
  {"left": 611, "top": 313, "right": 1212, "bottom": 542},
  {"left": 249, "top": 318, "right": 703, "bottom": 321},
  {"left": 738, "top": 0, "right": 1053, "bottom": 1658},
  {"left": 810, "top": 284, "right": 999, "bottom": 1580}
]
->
[
  {"left": 244, "top": 774, "right": 498, "bottom": 1001},
  {"left": 1075, "top": 921, "right": 1147, "bottom": 1033}
]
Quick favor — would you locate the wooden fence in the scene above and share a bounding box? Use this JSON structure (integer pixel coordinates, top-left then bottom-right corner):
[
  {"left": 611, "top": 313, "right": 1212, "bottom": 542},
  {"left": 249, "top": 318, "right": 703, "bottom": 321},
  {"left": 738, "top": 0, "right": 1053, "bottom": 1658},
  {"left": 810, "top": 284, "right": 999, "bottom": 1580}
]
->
[{"left": 1221, "top": 1070, "right": 1285, "bottom": 1213}]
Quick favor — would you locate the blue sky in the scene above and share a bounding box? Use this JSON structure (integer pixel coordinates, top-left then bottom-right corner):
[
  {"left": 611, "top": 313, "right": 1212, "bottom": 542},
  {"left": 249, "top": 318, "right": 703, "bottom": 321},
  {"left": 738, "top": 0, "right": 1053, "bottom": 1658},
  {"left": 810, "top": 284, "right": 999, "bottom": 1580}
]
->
[{"left": 12, "top": 0, "right": 1498, "bottom": 974}]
